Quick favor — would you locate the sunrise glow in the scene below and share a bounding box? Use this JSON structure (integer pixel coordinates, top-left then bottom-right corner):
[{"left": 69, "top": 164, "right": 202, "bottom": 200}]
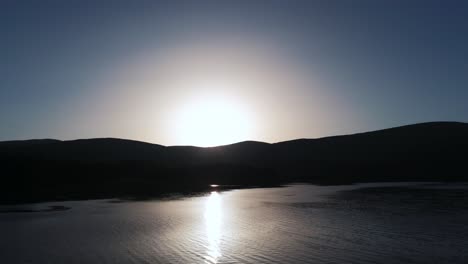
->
[{"left": 173, "top": 92, "right": 254, "bottom": 147}]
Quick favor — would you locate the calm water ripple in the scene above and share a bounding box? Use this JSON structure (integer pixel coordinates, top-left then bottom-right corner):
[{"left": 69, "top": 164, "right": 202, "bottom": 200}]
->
[{"left": 1, "top": 183, "right": 468, "bottom": 264}]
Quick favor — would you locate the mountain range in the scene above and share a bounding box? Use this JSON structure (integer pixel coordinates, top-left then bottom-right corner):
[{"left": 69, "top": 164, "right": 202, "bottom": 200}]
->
[{"left": 1, "top": 122, "right": 467, "bottom": 204}]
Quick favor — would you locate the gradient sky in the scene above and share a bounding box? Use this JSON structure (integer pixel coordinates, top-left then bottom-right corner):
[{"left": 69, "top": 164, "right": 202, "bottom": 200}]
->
[{"left": 1, "top": 0, "right": 468, "bottom": 146}]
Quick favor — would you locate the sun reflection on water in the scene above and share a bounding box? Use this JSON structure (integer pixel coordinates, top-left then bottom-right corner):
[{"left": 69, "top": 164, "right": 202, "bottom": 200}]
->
[{"left": 204, "top": 191, "right": 222, "bottom": 263}]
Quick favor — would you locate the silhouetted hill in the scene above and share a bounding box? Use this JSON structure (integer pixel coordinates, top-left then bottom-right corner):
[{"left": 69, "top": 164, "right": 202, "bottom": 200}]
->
[
  {"left": 1, "top": 122, "right": 467, "bottom": 204},
  {"left": 0, "top": 138, "right": 166, "bottom": 161}
]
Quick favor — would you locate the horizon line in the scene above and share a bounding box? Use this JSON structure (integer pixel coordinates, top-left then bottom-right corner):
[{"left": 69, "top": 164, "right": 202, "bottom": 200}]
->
[{"left": 1, "top": 121, "right": 466, "bottom": 148}]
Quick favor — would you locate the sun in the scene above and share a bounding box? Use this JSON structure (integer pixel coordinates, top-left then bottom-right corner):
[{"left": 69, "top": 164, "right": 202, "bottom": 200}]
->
[{"left": 173, "top": 94, "right": 253, "bottom": 147}]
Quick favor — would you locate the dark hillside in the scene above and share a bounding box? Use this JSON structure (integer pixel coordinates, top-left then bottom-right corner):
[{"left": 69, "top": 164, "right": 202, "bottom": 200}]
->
[{"left": 1, "top": 122, "right": 467, "bottom": 203}]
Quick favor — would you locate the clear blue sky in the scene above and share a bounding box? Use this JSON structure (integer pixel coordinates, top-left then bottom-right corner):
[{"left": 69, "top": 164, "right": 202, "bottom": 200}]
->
[{"left": 1, "top": 0, "right": 468, "bottom": 146}]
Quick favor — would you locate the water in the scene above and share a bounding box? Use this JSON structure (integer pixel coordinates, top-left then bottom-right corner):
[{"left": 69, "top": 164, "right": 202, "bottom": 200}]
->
[{"left": 1, "top": 183, "right": 468, "bottom": 264}]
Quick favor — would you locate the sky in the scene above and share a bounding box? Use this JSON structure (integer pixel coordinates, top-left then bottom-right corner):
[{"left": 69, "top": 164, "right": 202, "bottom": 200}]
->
[{"left": 1, "top": 0, "right": 468, "bottom": 146}]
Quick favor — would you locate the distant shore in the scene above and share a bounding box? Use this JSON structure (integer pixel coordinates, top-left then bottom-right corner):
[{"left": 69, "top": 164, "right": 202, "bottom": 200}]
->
[{"left": 1, "top": 122, "right": 467, "bottom": 205}]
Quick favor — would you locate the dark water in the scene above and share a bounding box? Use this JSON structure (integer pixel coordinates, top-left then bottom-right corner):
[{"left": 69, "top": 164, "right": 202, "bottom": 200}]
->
[{"left": 1, "top": 183, "right": 468, "bottom": 264}]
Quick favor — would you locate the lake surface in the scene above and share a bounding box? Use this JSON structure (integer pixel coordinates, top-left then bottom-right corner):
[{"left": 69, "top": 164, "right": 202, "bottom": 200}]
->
[{"left": 1, "top": 183, "right": 468, "bottom": 264}]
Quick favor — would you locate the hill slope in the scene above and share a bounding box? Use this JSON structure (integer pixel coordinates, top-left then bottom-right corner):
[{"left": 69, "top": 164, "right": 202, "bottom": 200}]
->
[{"left": 1, "top": 122, "right": 467, "bottom": 203}]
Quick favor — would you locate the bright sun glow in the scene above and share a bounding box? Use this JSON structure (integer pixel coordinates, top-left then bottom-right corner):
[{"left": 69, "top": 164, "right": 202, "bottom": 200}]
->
[{"left": 173, "top": 93, "right": 253, "bottom": 147}]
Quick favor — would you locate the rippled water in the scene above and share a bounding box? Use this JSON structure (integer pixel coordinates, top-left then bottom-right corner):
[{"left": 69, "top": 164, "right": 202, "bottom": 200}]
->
[{"left": 1, "top": 183, "right": 468, "bottom": 264}]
